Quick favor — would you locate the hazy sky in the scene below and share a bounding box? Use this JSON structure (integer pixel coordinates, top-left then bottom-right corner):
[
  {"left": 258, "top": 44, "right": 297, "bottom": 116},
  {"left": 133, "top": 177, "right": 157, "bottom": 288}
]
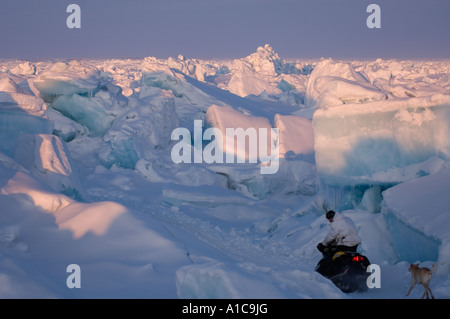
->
[{"left": 1, "top": 0, "right": 449, "bottom": 60}]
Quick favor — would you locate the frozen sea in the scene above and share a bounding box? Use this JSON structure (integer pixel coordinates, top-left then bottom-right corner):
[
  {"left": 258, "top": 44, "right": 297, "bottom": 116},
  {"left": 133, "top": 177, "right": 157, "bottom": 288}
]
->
[{"left": 1, "top": 45, "right": 450, "bottom": 300}]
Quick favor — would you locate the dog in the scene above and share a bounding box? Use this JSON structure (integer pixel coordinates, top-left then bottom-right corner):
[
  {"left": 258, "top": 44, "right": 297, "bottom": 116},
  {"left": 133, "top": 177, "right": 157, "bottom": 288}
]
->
[{"left": 405, "top": 263, "right": 437, "bottom": 299}]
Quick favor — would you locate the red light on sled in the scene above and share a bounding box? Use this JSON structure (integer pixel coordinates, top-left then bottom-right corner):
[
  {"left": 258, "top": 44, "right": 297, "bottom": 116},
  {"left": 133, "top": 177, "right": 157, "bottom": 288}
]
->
[{"left": 352, "top": 256, "right": 364, "bottom": 262}]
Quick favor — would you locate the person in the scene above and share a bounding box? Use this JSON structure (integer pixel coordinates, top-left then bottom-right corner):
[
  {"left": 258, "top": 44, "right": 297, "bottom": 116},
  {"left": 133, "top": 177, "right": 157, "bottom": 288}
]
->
[{"left": 317, "top": 210, "right": 361, "bottom": 255}]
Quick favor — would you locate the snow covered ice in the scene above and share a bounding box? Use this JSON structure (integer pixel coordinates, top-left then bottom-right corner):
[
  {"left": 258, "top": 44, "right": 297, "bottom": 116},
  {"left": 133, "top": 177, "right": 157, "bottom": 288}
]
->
[
  {"left": 1, "top": 46, "right": 450, "bottom": 299},
  {"left": 313, "top": 94, "right": 450, "bottom": 186}
]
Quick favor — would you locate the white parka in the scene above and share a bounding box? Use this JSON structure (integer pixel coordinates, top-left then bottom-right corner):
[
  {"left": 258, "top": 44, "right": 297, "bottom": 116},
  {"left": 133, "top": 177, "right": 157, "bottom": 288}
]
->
[{"left": 322, "top": 213, "right": 361, "bottom": 247}]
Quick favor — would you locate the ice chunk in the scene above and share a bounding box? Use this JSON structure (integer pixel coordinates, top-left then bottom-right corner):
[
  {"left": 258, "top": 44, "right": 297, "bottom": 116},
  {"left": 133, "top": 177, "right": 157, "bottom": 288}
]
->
[
  {"left": 227, "top": 68, "right": 282, "bottom": 98},
  {"left": 227, "top": 59, "right": 282, "bottom": 98},
  {"left": 137, "top": 160, "right": 226, "bottom": 187},
  {"left": 207, "top": 160, "right": 317, "bottom": 200},
  {"left": 9, "top": 61, "right": 36, "bottom": 75},
  {"left": 205, "top": 104, "right": 274, "bottom": 163},
  {"left": 176, "top": 258, "right": 340, "bottom": 299},
  {"left": 245, "top": 44, "right": 303, "bottom": 77},
  {"left": 0, "top": 76, "right": 29, "bottom": 94},
  {"left": 51, "top": 94, "right": 114, "bottom": 137},
  {"left": 162, "top": 183, "right": 254, "bottom": 207},
  {"left": 33, "top": 77, "right": 95, "bottom": 102},
  {"left": 176, "top": 261, "right": 244, "bottom": 298},
  {"left": 140, "top": 69, "right": 184, "bottom": 98},
  {"left": 383, "top": 211, "right": 440, "bottom": 263},
  {"left": 0, "top": 110, "right": 52, "bottom": 157},
  {"left": 101, "top": 137, "right": 139, "bottom": 170},
  {"left": 136, "top": 90, "right": 179, "bottom": 150},
  {"left": 313, "top": 94, "right": 450, "bottom": 186},
  {"left": 100, "top": 90, "right": 178, "bottom": 169},
  {"left": 224, "top": 44, "right": 307, "bottom": 98},
  {"left": 278, "top": 74, "right": 308, "bottom": 96},
  {"left": 176, "top": 261, "right": 286, "bottom": 298},
  {"left": 273, "top": 114, "right": 314, "bottom": 158},
  {"left": 305, "top": 59, "right": 386, "bottom": 108},
  {"left": 32, "top": 61, "right": 100, "bottom": 103},
  {"left": 0, "top": 75, "right": 46, "bottom": 116},
  {"left": 382, "top": 168, "right": 450, "bottom": 273},
  {"left": 13, "top": 134, "right": 82, "bottom": 199},
  {"left": 167, "top": 55, "right": 208, "bottom": 82},
  {"left": 45, "top": 108, "right": 87, "bottom": 142},
  {"left": 140, "top": 67, "right": 221, "bottom": 118},
  {"left": 246, "top": 44, "right": 285, "bottom": 76},
  {"left": 361, "top": 59, "right": 450, "bottom": 99},
  {"left": 358, "top": 186, "right": 382, "bottom": 214}
]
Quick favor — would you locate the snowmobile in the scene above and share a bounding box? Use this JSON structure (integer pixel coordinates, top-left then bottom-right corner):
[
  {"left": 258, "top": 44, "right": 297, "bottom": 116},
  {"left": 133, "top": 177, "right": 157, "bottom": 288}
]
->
[{"left": 315, "top": 242, "right": 371, "bottom": 293}]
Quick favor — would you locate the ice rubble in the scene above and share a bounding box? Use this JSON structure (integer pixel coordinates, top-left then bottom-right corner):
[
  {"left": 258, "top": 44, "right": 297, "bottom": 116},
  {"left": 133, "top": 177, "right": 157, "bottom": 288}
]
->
[
  {"left": 305, "top": 55, "right": 450, "bottom": 187},
  {"left": 203, "top": 104, "right": 317, "bottom": 197},
  {"left": 167, "top": 54, "right": 211, "bottom": 83},
  {"left": 0, "top": 76, "right": 83, "bottom": 197},
  {"left": 305, "top": 59, "right": 387, "bottom": 108},
  {"left": 1, "top": 47, "right": 450, "bottom": 298},
  {"left": 0, "top": 75, "right": 53, "bottom": 162},
  {"left": 100, "top": 90, "right": 179, "bottom": 169},
  {"left": 308, "top": 58, "right": 450, "bottom": 280},
  {"left": 9, "top": 61, "right": 36, "bottom": 76},
  {"left": 219, "top": 44, "right": 310, "bottom": 104}
]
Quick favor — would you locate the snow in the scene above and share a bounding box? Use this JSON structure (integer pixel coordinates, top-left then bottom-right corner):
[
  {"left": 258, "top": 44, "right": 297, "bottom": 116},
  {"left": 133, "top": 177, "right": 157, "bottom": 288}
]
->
[{"left": 1, "top": 46, "right": 450, "bottom": 300}]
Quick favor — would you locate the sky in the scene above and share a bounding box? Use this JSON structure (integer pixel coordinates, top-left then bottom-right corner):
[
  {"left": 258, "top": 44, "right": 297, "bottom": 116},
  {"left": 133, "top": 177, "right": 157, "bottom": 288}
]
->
[{"left": 0, "top": 0, "right": 449, "bottom": 60}]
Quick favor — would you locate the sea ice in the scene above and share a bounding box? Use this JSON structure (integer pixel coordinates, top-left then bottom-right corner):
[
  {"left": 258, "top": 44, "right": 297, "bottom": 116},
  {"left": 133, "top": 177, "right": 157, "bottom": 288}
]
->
[
  {"left": 13, "top": 134, "right": 82, "bottom": 199},
  {"left": 0, "top": 75, "right": 46, "bottom": 116},
  {"left": 313, "top": 94, "right": 450, "bottom": 186},
  {"left": 305, "top": 58, "right": 387, "bottom": 108},
  {"left": 382, "top": 166, "right": 450, "bottom": 274}
]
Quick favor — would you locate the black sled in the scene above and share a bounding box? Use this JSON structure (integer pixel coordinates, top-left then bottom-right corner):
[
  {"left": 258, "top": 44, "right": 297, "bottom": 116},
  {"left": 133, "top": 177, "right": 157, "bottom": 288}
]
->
[{"left": 315, "top": 243, "right": 371, "bottom": 293}]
